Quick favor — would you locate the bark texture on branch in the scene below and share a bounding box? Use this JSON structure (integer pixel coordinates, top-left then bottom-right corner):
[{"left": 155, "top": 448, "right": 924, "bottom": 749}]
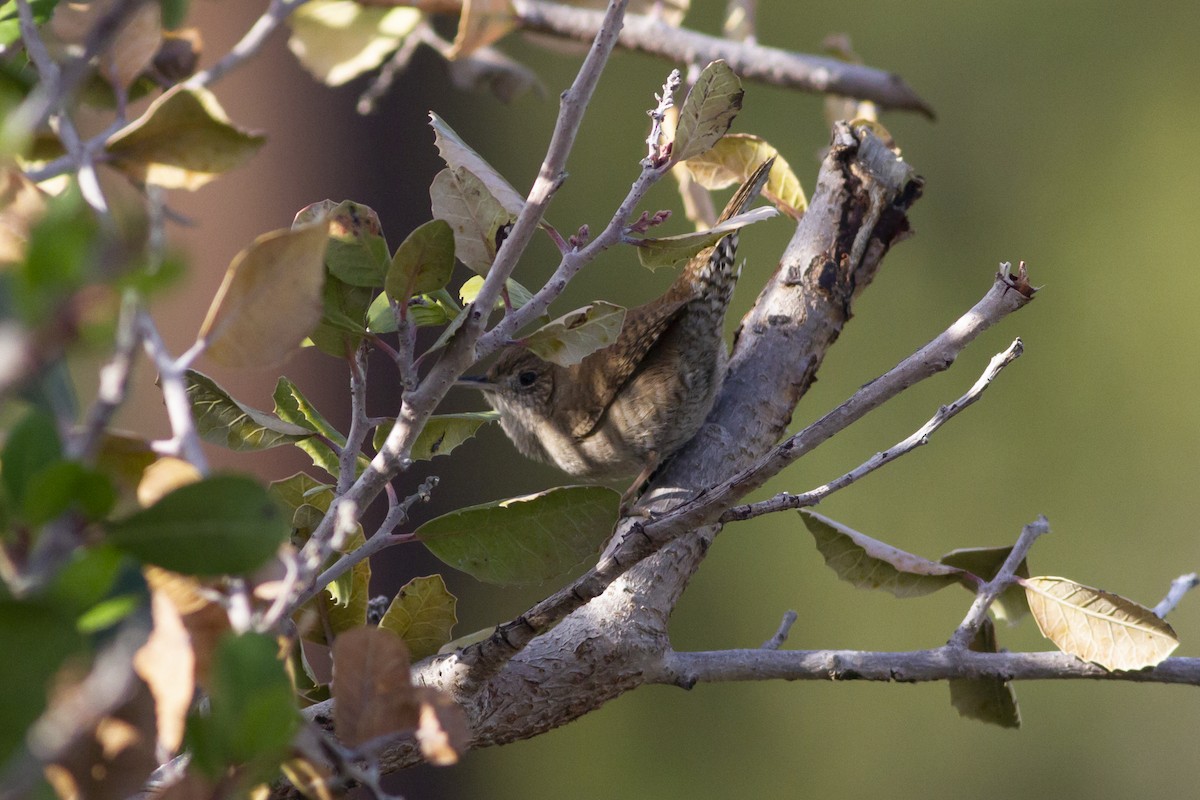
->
[{"left": 327, "top": 124, "right": 924, "bottom": 775}]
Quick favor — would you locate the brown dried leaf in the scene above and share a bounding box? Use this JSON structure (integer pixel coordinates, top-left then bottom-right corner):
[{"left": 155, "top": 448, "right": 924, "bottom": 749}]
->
[
  {"left": 143, "top": 567, "right": 230, "bottom": 686},
  {"left": 447, "top": 0, "right": 516, "bottom": 60},
  {"left": 101, "top": 1, "right": 162, "bottom": 90},
  {"left": 414, "top": 687, "right": 469, "bottom": 766},
  {"left": 331, "top": 627, "right": 419, "bottom": 746},
  {"left": 198, "top": 220, "right": 329, "bottom": 367},
  {"left": 133, "top": 587, "right": 194, "bottom": 753},
  {"left": 948, "top": 618, "right": 1020, "bottom": 728},
  {"left": 801, "top": 511, "right": 965, "bottom": 598},
  {"left": 0, "top": 167, "right": 47, "bottom": 263},
  {"left": 1024, "top": 576, "right": 1179, "bottom": 671},
  {"left": 684, "top": 134, "right": 806, "bottom": 220}
]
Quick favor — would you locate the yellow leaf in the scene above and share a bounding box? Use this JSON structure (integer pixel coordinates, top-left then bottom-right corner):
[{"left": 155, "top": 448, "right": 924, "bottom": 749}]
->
[
  {"left": 448, "top": 0, "right": 516, "bottom": 59},
  {"left": 685, "top": 134, "right": 807, "bottom": 220},
  {"left": 106, "top": 86, "right": 265, "bottom": 190},
  {"left": 288, "top": 0, "right": 421, "bottom": 86},
  {"left": 198, "top": 221, "right": 329, "bottom": 367},
  {"left": 1024, "top": 576, "right": 1179, "bottom": 671},
  {"left": 378, "top": 575, "right": 458, "bottom": 660},
  {"left": 672, "top": 60, "right": 743, "bottom": 162}
]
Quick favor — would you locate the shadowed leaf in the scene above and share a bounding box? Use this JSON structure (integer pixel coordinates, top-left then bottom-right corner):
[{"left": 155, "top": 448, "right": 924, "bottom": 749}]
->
[
  {"left": 672, "top": 60, "right": 744, "bottom": 162},
  {"left": 521, "top": 301, "right": 625, "bottom": 366},
  {"left": 429, "top": 112, "right": 525, "bottom": 215},
  {"left": 386, "top": 219, "right": 455, "bottom": 303},
  {"left": 373, "top": 412, "right": 498, "bottom": 461},
  {"left": 417, "top": 486, "right": 619, "bottom": 585},
  {"left": 106, "top": 86, "right": 265, "bottom": 190},
  {"left": 802, "top": 511, "right": 964, "bottom": 598},
  {"left": 948, "top": 618, "right": 1020, "bottom": 729},
  {"left": 287, "top": 0, "right": 420, "bottom": 86},
  {"left": 430, "top": 166, "right": 517, "bottom": 274},
  {"left": 332, "top": 627, "right": 419, "bottom": 746},
  {"left": 186, "top": 370, "right": 313, "bottom": 451},
  {"left": 940, "top": 546, "right": 1030, "bottom": 624},
  {"left": 379, "top": 575, "right": 458, "bottom": 660},
  {"left": 198, "top": 221, "right": 328, "bottom": 367},
  {"left": 1023, "top": 576, "right": 1179, "bottom": 671}
]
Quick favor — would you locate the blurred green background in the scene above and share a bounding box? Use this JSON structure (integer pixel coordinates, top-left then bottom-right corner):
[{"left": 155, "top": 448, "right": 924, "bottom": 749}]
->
[{"left": 144, "top": 1, "right": 1200, "bottom": 797}]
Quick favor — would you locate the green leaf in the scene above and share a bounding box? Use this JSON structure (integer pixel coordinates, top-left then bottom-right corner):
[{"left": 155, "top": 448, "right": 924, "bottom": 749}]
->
[
  {"left": 1, "top": 408, "right": 61, "bottom": 512},
  {"left": 287, "top": 0, "right": 420, "bottom": 87},
  {"left": 940, "top": 546, "right": 1030, "bottom": 624},
  {"left": 106, "top": 85, "right": 266, "bottom": 190},
  {"left": 321, "top": 200, "right": 390, "bottom": 288},
  {"left": 672, "top": 60, "right": 744, "bottom": 162},
  {"left": 948, "top": 618, "right": 1020, "bottom": 729},
  {"left": 379, "top": 574, "right": 458, "bottom": 661},
  {"left": 0, "top": 1, "right": 56, "bottom": 47},
  {"left": 373, "top": 412, "right": 498, "bottom": 461},
  {"left": 385, "top": 218, "right": 455, "bottom": 303},
  {"left": 185, "top": 370, "right": 313, "bottom": 451},
  {"left": 159, "top": 0, "right": 189, "bottom": 29},
  {"left": 429, "top": 166, "right": 516, "bottom": 274},
  {"left": 309, "top": 274, "right": 372, "bottom": 358},
  {"left": 366, "top": 290, "right": 453, "bottom": 333},
  {"left": 294, "top": 437, "right": 346, "bottom": 480},
  {"left": 187, "top": 632, "right": 301, "bottom": 781},
  {"left": 801, "top": 510, "right": 965, "bottom": 598},
  {"left": 272, "top": 376, "right": 344, "bottom": 444},
  {"left": 268, "top": 472, "right": 334, "bottom": 536},
  {"left": 428, "top": 112, "right": 525, "bottom": 215},
  {"left": 106, "top": 475, "right": 287, "bottom": 575},
  {"left": 0, "top": 600, "right": 83, "bottom": 763},
  {"left": 416, "top": 486, "right": 619, "bottom": 585},
  {"left": 22, "top": 460, "right": 115, "bottom": 524},
  {"left": 634, "top": 207, "right": 777, "bottom": 270},
  {"left": 198, "top": 220, "right": 329, "bottom": 367},
  {"left": 520, "top": 302, "right": 625, "bottom": 367}
]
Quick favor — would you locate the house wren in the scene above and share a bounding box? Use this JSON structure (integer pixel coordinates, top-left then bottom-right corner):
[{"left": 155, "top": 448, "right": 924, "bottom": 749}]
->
[{"left": 461, "top": 159, "right": 773, "bottom": 484}]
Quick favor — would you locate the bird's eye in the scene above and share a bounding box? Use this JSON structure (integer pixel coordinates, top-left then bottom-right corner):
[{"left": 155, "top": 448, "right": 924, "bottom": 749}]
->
[{"left": 517, "top": 370, "right": 539, "bottom": 387}]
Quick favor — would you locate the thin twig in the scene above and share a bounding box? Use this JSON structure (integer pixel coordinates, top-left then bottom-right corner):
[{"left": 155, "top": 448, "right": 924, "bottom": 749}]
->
[
  {"left": 187, "top": 0, "right": 311, "bottom": 88},
  {"left": 137, "top": 312, "right": 208, "bottom": 472},
  {"left": 760, "top": 610, "right": 797, "bottom": 650},
  {"left": 722, "top": 338, "right": 1025, "bottom": 522},
  {"left": 1154, "top": 573, "right": 1200, "bottom": 619},
  {"left": 948, "top": 516, "right": 1050, "bottom": 649}
]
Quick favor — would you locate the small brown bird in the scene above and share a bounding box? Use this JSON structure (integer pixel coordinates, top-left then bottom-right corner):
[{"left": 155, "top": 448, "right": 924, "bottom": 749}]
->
[{"left": 461, "top": 159, "right": 773, "bottom": 491}]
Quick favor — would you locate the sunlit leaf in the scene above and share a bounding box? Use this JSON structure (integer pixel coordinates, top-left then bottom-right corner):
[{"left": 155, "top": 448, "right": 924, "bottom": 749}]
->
[
  {"left": 0, "top": 166, "right": 47, "bottom": 264},
  {"left": 684, "top": 134, "right": 807, "bottom": 219},
  {"left": 415, "top": 688, "right": 469, "bottom": 765},
  {"left": 185, "top": 370, "right": 313, "bottom": 452},
  {"left": 447, "top": 0, "right": 516, "bottom": 59},
  {"left": 134, "top": 585, "right": 196, "bottom": 752},
  {"left": 378, "top": 575, "right": 458, "bottom": 660},
  {"left": 429, "top": 112, "right": 525, "bottom": 215},
  {"left": 802, "top": 511, "right": 964, "bottom": 598},
  {"left": 106, "top": 86, "right": 265, "bottom": 190},
  {"left": 940, "top": 546, "right": 1030, "bottom": 624},
  {"left": 416, "top": 486, "right": 619, "bottom": 585},
  {"left": 272, "top": 376, "right": 344, "bottom": 443},
  {"left": 520, "top": 301, "right": 625, "bottom": 367},
  {"left": 1023, "top": 576, "right": 1179, "bottom": 671},
  {"left": 948, "top": 618, "right": 1021, "bottom": 729},
  {"left": 373, "top": 412, "right": 498, "bottom": 461},
  {"left": 429, "top": 166, "right": 517, "bottom": 274},
  {"left": 198, "top": 221, "right": 328, "bottom": 367},
  {"left": 136, "top": 457, "right": 202, "bottom": 507},
  {"left": 332, "top": 626, "right": 419, "bottom": 746},
  {"left": 457, "top": 274, "right": 534, "bottom": 309},
  {"left": 287, "top": 0, "right": 421, "bottom": 86},
  {"left": 386, "top": 218, "right": 455, "bottom": 303},
  {"left": 672, "top": 60, "right": 743, "bottom": 162},
  {"left": 634, "top": 207, "right": 776, "bottom": 270}
]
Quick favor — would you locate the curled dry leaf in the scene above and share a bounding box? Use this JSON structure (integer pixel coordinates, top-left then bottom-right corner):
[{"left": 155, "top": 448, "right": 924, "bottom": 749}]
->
[
  {"left": 634, "top": 207, "right": 777, "bottom": 271},
  {"left": 521, "top": 301, "right": 626, "bottom": 367},
  {"left": 133, "top": 586, "right": 195, "bottom": 753},
  {"left": 198, "top": 220, "right": 329, "bottom": 367},
  {"left": 1023, "top": 576, "right": 1179, "bottom": 671},
  {"left": 684, "top": 134, "right": 807, "bottom": 219},
  {"left": 801, "top": 510, "right": 965, "bottom": 598},
  {"left": 429, "top": 112, "right": 525, "bottom": 216}
]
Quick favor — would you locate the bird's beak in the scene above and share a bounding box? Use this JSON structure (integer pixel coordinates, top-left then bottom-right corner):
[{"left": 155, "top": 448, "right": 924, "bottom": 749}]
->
[{"left": 453, "top": 375, "right": 495, "bottom": 392}]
